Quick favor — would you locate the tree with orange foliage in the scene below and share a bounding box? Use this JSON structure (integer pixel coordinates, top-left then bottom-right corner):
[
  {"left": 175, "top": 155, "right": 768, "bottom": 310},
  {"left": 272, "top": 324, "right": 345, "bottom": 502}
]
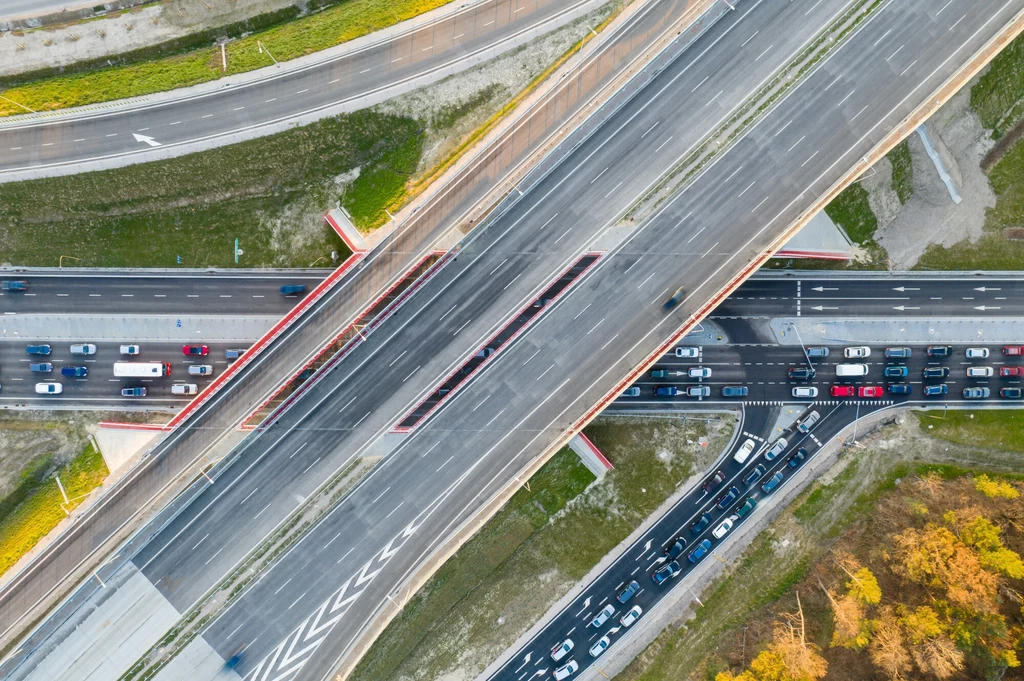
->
[{"left": 716, "top": 594, "right": 827, "bottom": 681}]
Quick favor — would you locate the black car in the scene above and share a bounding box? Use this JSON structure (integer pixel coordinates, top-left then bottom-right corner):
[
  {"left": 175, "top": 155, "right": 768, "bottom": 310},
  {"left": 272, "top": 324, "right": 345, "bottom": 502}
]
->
[
  {"left": 690, "top": 512, "right": 711, "bottom": 535},
  {"left": 787, "top": 448, "right": 807, "bottom": 468},
  {"left": 927, "top": 345, "right": 954, "bottom": 357},
  {"left": 788, "top": 367, "right": 816, "bottom": 380},
  {"left": 922, "top": 366, "right": 950, "bottom": 379},
  {"left": 742, "top": 464, "right": 767, "bottom": 487},
  {"left": 664, "top": 538, "right": 688, "bottom": 559},
  {"left": 702, "top": 470, "right": 726, "bottom": 493}
]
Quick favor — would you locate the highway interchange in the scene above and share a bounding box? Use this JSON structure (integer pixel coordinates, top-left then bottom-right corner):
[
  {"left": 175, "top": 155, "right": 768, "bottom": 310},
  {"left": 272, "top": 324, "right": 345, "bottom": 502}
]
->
[
  {"left": 0, "top": 0, "right": 602, "bottom": 181},
  {"left": 2, "top": 0, "right": 1024, "bottom": 680}
]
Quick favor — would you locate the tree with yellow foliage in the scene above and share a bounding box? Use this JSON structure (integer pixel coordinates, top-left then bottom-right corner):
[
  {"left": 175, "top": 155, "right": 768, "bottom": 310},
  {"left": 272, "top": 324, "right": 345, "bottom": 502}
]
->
[
  {"left": 974, "top": 474, "right": 1020, "bottom": 499},
  {"left": 716, "top": 595, "right": 827, "bottom": 681}
]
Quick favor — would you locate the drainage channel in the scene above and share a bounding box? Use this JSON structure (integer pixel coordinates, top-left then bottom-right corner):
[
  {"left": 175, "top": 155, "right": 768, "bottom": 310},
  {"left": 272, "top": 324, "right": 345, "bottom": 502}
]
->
[
  {"left": 394, "top": 253, "right": 602, "bottom": 432},
  {"left": 243, "top": 253, "right": 444, "bottom": 428}
]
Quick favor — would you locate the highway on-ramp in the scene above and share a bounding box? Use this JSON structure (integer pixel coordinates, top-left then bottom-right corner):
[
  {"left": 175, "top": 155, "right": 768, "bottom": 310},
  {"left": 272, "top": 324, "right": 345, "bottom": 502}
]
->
[{"left": 0, "top": 0, "right": 601, "bottom": 181}]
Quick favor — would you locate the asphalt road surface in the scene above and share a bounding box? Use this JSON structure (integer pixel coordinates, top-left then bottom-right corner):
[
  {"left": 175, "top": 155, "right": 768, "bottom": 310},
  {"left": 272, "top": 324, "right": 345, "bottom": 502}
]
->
[
  {"left": 0, "top": 272, "right": 323, "bottom": 315},
  {"left": 6, "top": 0, "right": 1021, "bottom": 680},
  {"left": 0, "top": 0, "right": 600, "bottom": 181}
]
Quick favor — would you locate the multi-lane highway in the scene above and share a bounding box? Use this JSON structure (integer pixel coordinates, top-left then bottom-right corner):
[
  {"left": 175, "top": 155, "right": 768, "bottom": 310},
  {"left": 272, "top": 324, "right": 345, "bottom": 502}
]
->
[
  {"left": 5, "top": 1, "right": 1023, "bottom": 680},
  {"left": 0, "top": 0, "right": 602, "bottom": 181}
]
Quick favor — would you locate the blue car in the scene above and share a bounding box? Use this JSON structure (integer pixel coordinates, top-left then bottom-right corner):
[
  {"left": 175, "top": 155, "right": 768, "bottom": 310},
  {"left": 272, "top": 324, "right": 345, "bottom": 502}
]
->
[
  {"left": 29, "top": 363, "right": 53, "bottom": 373},
  {"left": 617, "top": 580, "right": 640, "bottom": 603},
  {"left": 888, "top": 383, "right": 912, "bottom": 395},
  {"left": 688, "top": 539, "right": 712, "bottom": 564},
  {"left": 761, "top": 471, "right": 784, "bottom": 494},
  {"left": 655, "top": 386, "right": 678, "bottom": 397},
  {"left": 924, "top": 384, "right": 948, "bottom": 397},
  {"left": 716, "top": 486, "right": 740, "bottom": 510},
  {"left": 690, "top": 512, "right": 711, "bottom": 535},
  {"left": 26, "top": 344, "right": 51, "bottom": 356},
  {"left": 621, "top": 387, "right": 641, "bottom": 398},
  {"left": 280, "top": 284, "right": 306, "bottom": 296},
  {"left": 721, "top": 386, "right": 748, "bottom": 397},
  {"left": 61, "top": 366, "right": 88, "bottom": 377},
  {"left": 884, "top": 366, "right": 908, "bottom": 378},
  {"left": 652, "top": 561, "right": 681, "bottom": 585}
]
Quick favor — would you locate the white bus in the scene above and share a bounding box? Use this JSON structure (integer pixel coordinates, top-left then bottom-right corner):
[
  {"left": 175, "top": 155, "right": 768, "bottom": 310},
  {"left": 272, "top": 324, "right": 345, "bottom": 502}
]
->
[{"left": 113, "top": 361, "right": 171, "bottom": 378}]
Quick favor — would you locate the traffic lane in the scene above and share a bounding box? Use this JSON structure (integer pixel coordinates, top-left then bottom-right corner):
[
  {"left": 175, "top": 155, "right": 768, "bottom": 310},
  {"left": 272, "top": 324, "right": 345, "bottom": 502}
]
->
[
  {"left": 0, "top": 341, "right": 237, "bottom": 401},
  {"left": 0, "top": 0, "right": 597, "bottom": 174},
  {"left": 197, "top": 0, "right": 1023, "bottom": 670},
  {"left": 124, "top": 0, "right": 842, "bottom": 607},
  {"left": 488, "top": 404, "right": 853, "bottom": 681},
  {"left": 0, "top": 274, "right": 320, "bottom": 315}
]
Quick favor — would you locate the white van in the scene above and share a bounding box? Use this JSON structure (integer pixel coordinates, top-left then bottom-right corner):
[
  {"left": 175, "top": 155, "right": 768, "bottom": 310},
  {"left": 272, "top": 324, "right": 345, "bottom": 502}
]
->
[
  {"left": 733, "top": 438, "right": 757, "bottom": 464},
  {"left": 171, "top": 384, "right": 199, "bottom": 395},
  {"left": 836, "top": 363, "right": 869, "bottom": 377}
]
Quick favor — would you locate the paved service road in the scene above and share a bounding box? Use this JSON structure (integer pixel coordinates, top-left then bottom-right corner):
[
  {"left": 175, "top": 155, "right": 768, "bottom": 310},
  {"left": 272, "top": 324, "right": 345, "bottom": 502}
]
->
[{"left": 0, "top": 0, "right": 600, "bottom": 181}]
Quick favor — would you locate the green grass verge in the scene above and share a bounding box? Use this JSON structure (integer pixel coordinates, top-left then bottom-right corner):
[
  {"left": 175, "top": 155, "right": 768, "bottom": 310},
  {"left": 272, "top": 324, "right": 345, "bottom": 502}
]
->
[
  {"left": 823, "top": 182, "right": 878, "bottom": 245},
  {"left": 0, "top": 0, "right": 453, "bottom": 117},
  {"left": 617, "top": 412, "right": 1024, "bottom": 681},
  {"left": 887, "top": 139, "right": 913, "bottom": 204},
  {"left": 971, "top": 30, "right": 1024, "bottom": 139},
  {"left": 351, "top": 415, "right": 732, "bottom": 681},
  {"left": 916, "top": 133, "right": 1024, "bottom": 270},
  {"left": 0, "top": 110, "right": 423, "bottom": 267},
  {"left": 914, "top": 409, "right": 1024, "bottom": 453},
  {"left": 0, "top": 442, "right": 108, "bottom": 577}
]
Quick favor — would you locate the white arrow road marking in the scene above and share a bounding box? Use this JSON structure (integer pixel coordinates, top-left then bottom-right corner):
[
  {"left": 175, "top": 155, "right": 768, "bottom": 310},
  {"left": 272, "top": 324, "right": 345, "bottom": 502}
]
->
[
  {"left": 892, "top": 306, "right": 920, "bottom": 311},
  {"left": 974, "top": 286, "right": 1001, "bottom": 292},
  {"left": 975, "top": 305, "right": 1001, "bottom": 311},
  {"left": 811, "top": 286, "right": 838, "bottom": 291},
  {"left": 132, "top": 132, "right": 161, "bottom": 147},
  {"left": 534, "top": 669, "right": 548, "bottom": 677},
  {"left": 634, "top": 539, "right": 652, "bottom": 560},
  {"left": 575, "top": 597, "right": 592, "bottom": 617},
  {"left": 515, "top": 653, "right": 533, "bottom": 673},
  {"left": 892, "top": 286, "right": 920, "bottom": 292},
  {"left": 810, "top": 306, "right": 838, "bottom": 311}
]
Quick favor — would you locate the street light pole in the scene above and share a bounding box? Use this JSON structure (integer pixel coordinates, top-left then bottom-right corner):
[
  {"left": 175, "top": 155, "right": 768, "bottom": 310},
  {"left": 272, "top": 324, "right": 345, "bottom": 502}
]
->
[
  {"left": 789, "top": 322, "right": 813, "bottom": 369},
  {"left": 257, "top": 40, "right": 279, "bottom": 67}
]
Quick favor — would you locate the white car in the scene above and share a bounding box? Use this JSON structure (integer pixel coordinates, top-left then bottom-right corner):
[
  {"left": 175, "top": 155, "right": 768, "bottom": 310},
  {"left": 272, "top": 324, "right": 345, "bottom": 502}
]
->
[
  {"left": 966, "top": 347, "right": 990, "bottom": 359},
  {"left": 844, "top": 346, "right": 871, "bottom": 359},
  {"left": 967, "top": 366, "right": 994, "bottom": 378},
  {"left": 553, "top": 660, "right": 579, "bottom": 680},
  {"left": 733, "top": 438, "right": 756, "bottom": 464},
  {"left": 120, "top": 344, "right": 140, "bottom": 355},
  {"left": 551, "top": 639, "right": 574, "bottom": 662},
  {"left": 589, "top": 635, "right": 610, "bottom": 658},
  {"left": 675, "top": 346, "right": 699, "bottom": 358},
  {"left": 620, "top": 605, "right": 642, "bottom": 628},
  {"left": 589, "top": 604, "right": 614, "bottom": 628},
  {"left": 792, "top": 386, "right": 818, "bottom": 398},
  {"left": 35, "top": 382, "right": 63, "bottom": 394},
  {"left": 188, "top": 365, "right": 214, "bottom": 376},
  {"left": 713, "top": 516, "right": 737, "bottom": 539},
  {"left": 70, "top": 343, "right": 97, "bottom": 356},
  {"left": 171, "top": 384, "right": 199, "bottom": 395},
  {"left": 688, "top": 367, "right": 711, "bottom": 379}
]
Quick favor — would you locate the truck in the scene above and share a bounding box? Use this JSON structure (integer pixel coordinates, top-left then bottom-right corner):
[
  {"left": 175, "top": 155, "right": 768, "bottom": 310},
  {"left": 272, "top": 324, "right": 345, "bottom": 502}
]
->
[{"left": 113, "top": 361, "right": 171, "bottom": 378}]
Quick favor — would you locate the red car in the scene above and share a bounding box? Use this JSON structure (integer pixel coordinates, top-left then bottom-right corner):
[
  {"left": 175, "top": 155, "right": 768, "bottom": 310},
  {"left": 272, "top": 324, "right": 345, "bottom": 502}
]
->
[
  {"left": 1000, "top": 366, "right": 1023, "bottom": 378},
  {"left": 831, "top": 385, "right": 855, "bottom": 397},
  {"left": 1003, "top": 346, "right": 1024, "bottom": 356},
  {"left": 182, "top": 344, "right": 209, "bottom": 356},
  {"left": 858, "top": 386, "right": 883, "bottom": 398}
]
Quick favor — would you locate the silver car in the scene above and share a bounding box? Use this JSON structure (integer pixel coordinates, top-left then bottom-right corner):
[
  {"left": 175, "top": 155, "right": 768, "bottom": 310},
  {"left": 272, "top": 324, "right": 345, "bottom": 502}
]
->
[{"left": 70, "top": 343, "right": 97, "bottom": 356}]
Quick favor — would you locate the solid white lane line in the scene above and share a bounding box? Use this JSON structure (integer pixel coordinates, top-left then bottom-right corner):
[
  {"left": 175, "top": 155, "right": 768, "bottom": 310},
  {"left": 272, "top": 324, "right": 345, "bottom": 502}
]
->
[
  {"left": 301, "top": 457, "right": 321, "bottom": 475},
  {"left": 587, "top": 318, "right": 605, "bottom": 335},
  {"left": 339, "top": 395, "right": 357, "bottom": 413},
  {"left": 936, "top": 0, "right": 955, "bottom": 14},
  {"left": 205, "top": 548, "right": 223, "bottom": 565},
  {"left": 371, "top": 486, "right": 391, "bottom": 504},
  {"left": 295, "top": 90, "right": 308, "bottom": 95},
  {"left": 240, "top": 488, "right": 258, "bottom": 505},
  {"left": 786, "top": 135, "right": 805, "bottom": 152},
  {"left": 751, "top": 196, "right": 770, "bottom": 213},
  {"left": 590, "top": 167, "right": 608, "bottom": 184},
  {"left": 10, "top": 147, "right": 21, "bottom": 150},
  {"left": 484, "top": 409, "right": 506, "bottom": 428},
  {"left": 421, "top": 441, "right": 441, "bottom": 457},
  {"left": 484, "top": 20, "right": 494, "bottom": 26},
  {"left": 288, "top": 593, "right": 305, "bottom": 609},
  {"left": 701, "top": 242, "right": 719, "bottom": 259},
  {"left": 604, "top": 181, "right": 623, "bottom": 199},
  {"left": 537, "top": 364, "right": 555, "bottom": 381},
  {"left": 254, "top": 502, "right": 272, "bottom": 519},
  {"left": 654, "top": 136, "right": 673, "bottom": 153},
  {"left": 392, "top": 57, "right": 403, "bottom": 63},
  {"left": 823, "top": 75, "right": 841, "bottom": 91},
  {"left": 691, "top": 75, "right": 709, "bottom": 92},
  {"left": 740, "top": 30, "right": 758, "bottom": 47},
  {"left": 337, "top": 546, "right": 355, "bottom": 564},
  {"left": 453, "top": 33, "right": 464, "bottom": 39},
  {"left": 523, "top": 348, "right": 543, "bottom": 366},
  {"left": 705, "top": 90, "right": 723, "bottom": 107},
  {"left": 737, "top": 181, "right": 756, "bottom": 198},
  {"left": 329, "top": 78, "right": 340, "bottom": 84},
  {"left": 872, "top": 28, "right": 892, "bottom": 46},
  {"left": 887, "top": 44, "right": 904, "bottom": 61},
  {"left": 637, "top": 272, "right": 656, "bottom": 289},
  {"left": 850, "top": 105, "right": 869, "bottom": 121},
  {"left": 503, "top": 273, "right": 523, "bottom": 290},
  {"left": 437, "top": 455, "right": 454, "bottom": 472},
  {"left": 641, "top": 121, "right": 660, "bottom": 138},
  {"left": 899, "top": 59, "right": 918, "bottom": 76},
  {"left": 554, "top": 228, "right": 572, "bottom": 244},
  {"left": 804, "top": 0, "right": 825, "bottom": 14},
  {"left": 402, "top": 366, "right": 420, "bottom": 383},
  {"left": 385, "top": 502, "right": 404, "bottom": 519},
  {"left": 754, "top": 44, "right": 773, "bottom": 61},
  {"left": 472, "top": 395, "right": 490, "bottom": 412},
  {"left": 265, "top": 98, "right": 277, "bottom": 103},
  {"left": 423, "top": 45, "right": 433, "bottom": 51},
  {"left": 774, "top": 119, "right": 792, "bottom": 137},
  {"left": 837, "top": 90, "right": 855, "bottom": 106},
  {"left": 573, "top": 303, "right": 592, "bottom": 320},
  {"left": 353, "top": 411, "right": 371, "bottom": 427},
  {"left": 388, "top": 350, "right": 407, "bottom": 367},
  {"left": 623, "top": 256, "right": 643, "bottom": 274},
  {"left": 540, "top": 213, "right": 559, "bottom": 229},
  {"left": 274, "top": 578, "right": 292, "bottom": 595},
  {"left": 454, "top": 318, "right": 473, "bottom": 335},
  {"left": 488, "top": 259, "right": 507, "bottom": 276},
  {"left": 801, "top": 150, "right": 819, "bottom": 167},
  {"left": 324, "top": 532, "right": 342, "bottom": 550},
  {"left": 192, "top": 534, "right": 209, "bottom": 551},
  {"left": 360, "top": 68, "right": 371, "bottom": 74},
  {"left": 42, "top": 143, "right": 53, "bottom": 146},
  {"left": 721, "top": 165, "right": 743, "bottom": 184}
]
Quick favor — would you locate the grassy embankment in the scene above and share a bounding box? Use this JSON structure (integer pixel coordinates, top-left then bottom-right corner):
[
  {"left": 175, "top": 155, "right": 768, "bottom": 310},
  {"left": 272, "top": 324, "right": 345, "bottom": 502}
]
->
[
  {"left": 0, "top": 442, "right": 108, "bottom": 577},
  {"left": 0, "top": 0, "right": 453, "bottom": 117},
  {"left": 351, "top": 415, "right": 733, "bottom": 681},
  {"left": 0, "top": 110, "right": 422, "bottom": 267},
  {"left": 918, "top": 31, "right": 1024, "bottom": 269},
  {"left": 617, "top": 409, "right": 1024, "bottom": 681}
]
